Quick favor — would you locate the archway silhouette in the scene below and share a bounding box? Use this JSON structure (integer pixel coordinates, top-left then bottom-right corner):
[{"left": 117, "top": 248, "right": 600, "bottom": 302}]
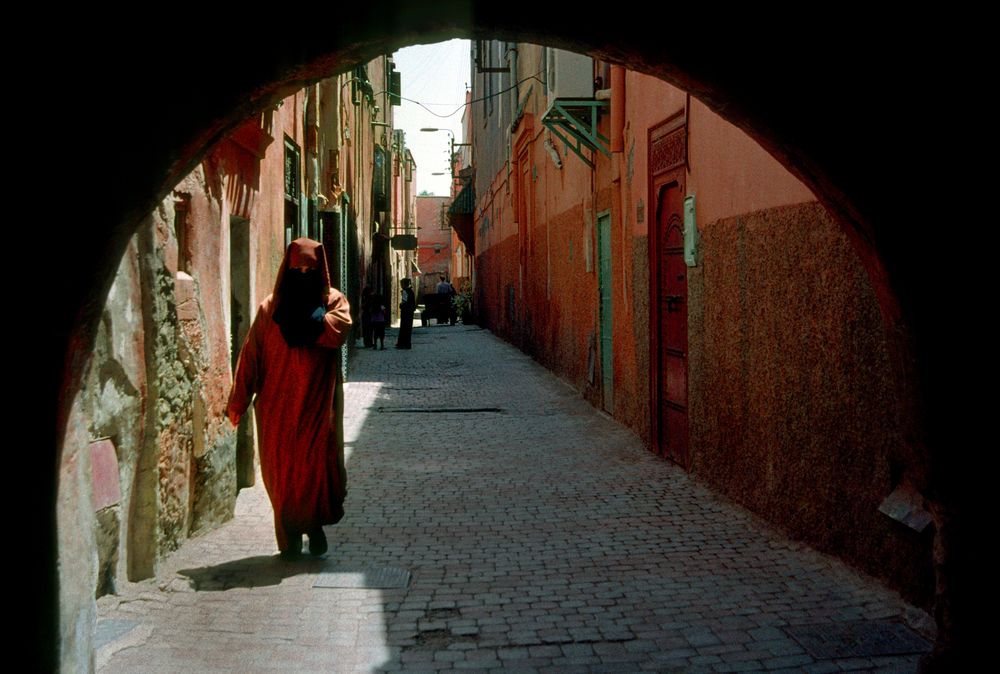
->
[{"left": 39, "top": 7, "right": 976, "bottom": 670}]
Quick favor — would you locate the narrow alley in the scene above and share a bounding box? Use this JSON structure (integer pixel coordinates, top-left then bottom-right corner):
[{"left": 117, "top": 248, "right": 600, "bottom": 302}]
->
[{"left": 96, "top": 323, "right": 933, "bottom": 673}]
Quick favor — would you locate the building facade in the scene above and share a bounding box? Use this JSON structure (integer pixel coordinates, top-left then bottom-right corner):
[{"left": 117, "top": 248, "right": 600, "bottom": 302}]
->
[
  {"left": 416, "top": 195, "right": 453, "bottom": 296},
  {"left": 57, "top": 55, "right": 407, "bottom": 671},
  {"left": 449, "top": 91, "right": 477, "bottom": 314},
  {"left": 388, "top": 133, "right": 419, "bottom": 316},
  {"left": 469, "top": 41, "right": 932, "bottom": 608}
]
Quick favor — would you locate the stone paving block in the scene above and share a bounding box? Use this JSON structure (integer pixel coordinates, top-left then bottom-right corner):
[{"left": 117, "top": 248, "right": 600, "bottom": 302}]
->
[
  {"left": 763, "top": 653, "right": 815, "bottom": 669},
  {"left": 870, "top": 654, "right": 922, "bottom": 670},
  {"left": 713, "top": 629, "right": 754, "bottom": 645},
  {"left": 507, "top": 631, "right": 542, "bottom": 645},
  {"left": 591, "top": 641, "right": 628, "bottom": 656},
  {"left": 753, "top": 638, "right": 805, "bottom": 657},
  {"left": 598, "top": 651, "right": 647, "bottom": 665},
  {"left": 712, "top": 661, "right": 765, "bottom": 673},
  {"left": 750, "top": 626, "right": 787, "bottom": 641},
  {"left": 691, "top": 654, "right": 724, "bottom": 666},
  {"left": 401, "top": 650, "right": 436, "bottom": 663},
  {"left": 554, "top": 642, "right": 591, "bottom": 658},
  {"left": 434, "top": 650, "right": 466, "bottom": 662},
  {"left": 498, "top": 647, "right": 531, "bottom": 660},
  {"left": 685, "top": 628, "right": 722, "bottom": 647},
  {"left": 622, "top": 638, "right": 658, "bottom": 654},
  {"left": 600, "top": 628, "right": 635, "bottom": 642},
  {"left": 696, "top": 643, "right": 748, "bottom": 657},
  {"left": 454, "top": 659, "right": 501, "bottom": 670},
  {"left": 447, "top": 643, "right": 478, "bottom": 652},
  {"left": 592, "top": 660, "right": 652, "bottom": 672},
  {"left": 527, "top": 644, "right": 562, "bottom": 658}
]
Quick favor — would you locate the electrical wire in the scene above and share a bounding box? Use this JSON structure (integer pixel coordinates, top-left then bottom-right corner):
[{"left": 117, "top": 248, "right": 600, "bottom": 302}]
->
[{"left": 374, "top": 71, "right": 546, "bottom": 120}]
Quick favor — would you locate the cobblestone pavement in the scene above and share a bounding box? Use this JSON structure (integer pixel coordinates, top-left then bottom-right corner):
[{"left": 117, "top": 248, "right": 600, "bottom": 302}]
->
[{"left": 98, "top": 323, "right": 935, "bottom": 673}]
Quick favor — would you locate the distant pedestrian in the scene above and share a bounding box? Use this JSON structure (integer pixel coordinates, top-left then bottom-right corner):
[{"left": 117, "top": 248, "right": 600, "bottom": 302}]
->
[
  {"left": 226, "top": 238, "right": 352, "bottom": 559},
  {"left": 436, "top": 275, "right": 457, "bottom": 325},
  {"left": 370, "top": 294, "right": 387, "bottom": 350},
  {"left": 396, "top": 278, "right": 415, "bottom": 349},
  {"left": 436, "top": 274, "right": 455, "bottom": 296}
]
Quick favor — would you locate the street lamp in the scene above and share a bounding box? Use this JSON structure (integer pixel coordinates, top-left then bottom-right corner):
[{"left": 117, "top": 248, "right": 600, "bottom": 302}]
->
[
  {"left": 420, "top": 127, "right": 471, "bottom": 179},
  {"left": 420, "top": 127, "right": 454, "bottom": 142}
]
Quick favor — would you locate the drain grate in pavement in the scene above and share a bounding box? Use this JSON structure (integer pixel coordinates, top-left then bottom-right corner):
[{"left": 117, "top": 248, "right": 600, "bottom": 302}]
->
[
  {"left": 313, "top": 565, "right": 411, "bottom": 589},
  {"left": 94, "top": 619, "right": 141, "bottom": 650},
  {"left": 382, "top": 386, "right": 441, "bottom": 391},
  {"left": 377, "top": 407, "right": 503, "bottom": 414},
  {"left": 783, "top": 621, "right": 932, "bottom": 659}
]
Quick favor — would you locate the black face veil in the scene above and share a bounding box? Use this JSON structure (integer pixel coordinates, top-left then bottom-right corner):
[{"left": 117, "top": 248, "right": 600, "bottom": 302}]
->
[{"left": 272, "top": 238, "right": 331, "bottom": 348}]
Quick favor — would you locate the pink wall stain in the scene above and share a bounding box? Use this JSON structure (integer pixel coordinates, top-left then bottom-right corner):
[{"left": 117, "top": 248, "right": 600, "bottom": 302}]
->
[{"left": 89, "top": 439, "right": 121, "bottom": 511}]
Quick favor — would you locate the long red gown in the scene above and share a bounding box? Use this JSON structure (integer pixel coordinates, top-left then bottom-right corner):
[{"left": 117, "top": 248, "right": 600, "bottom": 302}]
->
[{"left": 226, "top": 239, "right": 352, "bottom": 552}]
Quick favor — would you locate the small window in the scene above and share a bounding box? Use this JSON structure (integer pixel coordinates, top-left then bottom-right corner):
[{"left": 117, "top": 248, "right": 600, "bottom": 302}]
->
[
  {"left": 173, "top": 193, "right": 192, "bottom": 274},
  {"left": 284, "top": 137, "right": 301, "bottom": 244},
  {"left": 593, "top": 59, "right": 612, "bottom": 90},
  {"left": 284, "top": 138, "right": 301, "bottom": 202}
]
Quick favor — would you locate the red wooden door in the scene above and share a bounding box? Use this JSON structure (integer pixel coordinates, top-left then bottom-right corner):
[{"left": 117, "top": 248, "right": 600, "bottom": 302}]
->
[{"left": 657, "top": 182, "right": 689, "bottom": 467}]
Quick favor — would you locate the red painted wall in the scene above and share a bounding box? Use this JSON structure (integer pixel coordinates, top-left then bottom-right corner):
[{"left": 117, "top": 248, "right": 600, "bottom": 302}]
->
[
  {"left": 687, "top": 201, "right": 932, "bottom": 606},
  {"left": 472, "top": 45, "right": 929, "bottom": 606},
  {"left": 257, "top": 94, "right": 305, "bottom": 301},
  {"left": 477, "top": 57, "right": 828, "bottom": 436},
  {"left": 417, "top": 196, "right": 452, "bottom": 294}
]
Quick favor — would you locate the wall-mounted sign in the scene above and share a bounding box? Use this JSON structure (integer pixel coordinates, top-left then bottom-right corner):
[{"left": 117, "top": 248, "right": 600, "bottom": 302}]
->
[{"left": 391, "top": 234, "right": 417, "bottom": 250}]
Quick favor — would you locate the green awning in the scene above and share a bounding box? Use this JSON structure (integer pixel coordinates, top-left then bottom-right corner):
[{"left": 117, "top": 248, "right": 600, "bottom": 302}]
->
[
  {"left": 448, "top": 183, "right": 476, "bottom": 255},
  {"left": 448, "top": 183, "right": 475, "bottom": 215},
  {"left": 541, "top": 99, "right": 611, "bottom": 169}
]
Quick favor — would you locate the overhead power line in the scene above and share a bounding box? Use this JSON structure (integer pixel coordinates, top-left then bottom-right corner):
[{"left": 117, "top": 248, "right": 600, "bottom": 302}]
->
[{"left": 377, "top": 72, "right": 546, "bottom": 120}]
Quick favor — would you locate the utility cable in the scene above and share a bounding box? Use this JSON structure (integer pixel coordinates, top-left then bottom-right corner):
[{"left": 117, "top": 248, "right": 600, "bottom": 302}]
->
[{"left": 373, "top": 71, "right": 546, "bottom": 120}]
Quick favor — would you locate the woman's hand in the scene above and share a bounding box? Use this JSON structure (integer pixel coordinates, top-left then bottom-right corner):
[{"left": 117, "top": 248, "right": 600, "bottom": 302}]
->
[{"left": 227, "top": 408, "right": 241, "bottom": 427}]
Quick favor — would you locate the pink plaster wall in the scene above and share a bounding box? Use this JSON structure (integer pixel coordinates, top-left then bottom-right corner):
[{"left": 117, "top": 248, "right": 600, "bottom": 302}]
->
[
  {"left": 471, "top": 48, "right": 928, "bottom": 605},
  {"left": 417, "top": 196, "right": 452, "bottom": 292},
  {"left": 256, "top": 93, "right": 305, "bottom": 303},
  {"left": 687, "top": 201, "right": 932, "bottom": 605}
]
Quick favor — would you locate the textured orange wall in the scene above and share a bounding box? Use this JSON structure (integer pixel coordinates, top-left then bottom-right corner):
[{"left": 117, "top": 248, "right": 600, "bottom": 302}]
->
[
  {"left": 417, "top": 196, "right": 452, "bottom": 289},
  {"left": 688, "top": 201, "right": 932, "bottom": 605},
  {"left": 472, "top": 63, "right": 930, "bottom": 606}
]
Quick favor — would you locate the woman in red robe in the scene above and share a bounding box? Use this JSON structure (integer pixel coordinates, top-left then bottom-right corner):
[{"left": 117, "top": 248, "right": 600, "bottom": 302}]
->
[{"left": 226, "top": 238, "right": 352, "bottom": 558}]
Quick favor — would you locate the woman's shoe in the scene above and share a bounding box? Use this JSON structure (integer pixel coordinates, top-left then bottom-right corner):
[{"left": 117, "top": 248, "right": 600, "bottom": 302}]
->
[
  {"left": 308, "top": 528, "right": 328, "bottom": 556},
  {"left": 280, "top": 533, "right": 303, "bottom": 560}
]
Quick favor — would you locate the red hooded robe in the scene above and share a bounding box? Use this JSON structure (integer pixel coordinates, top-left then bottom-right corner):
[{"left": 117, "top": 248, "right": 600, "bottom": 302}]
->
[{"left": 226, "top": 238, "right": 352, "bottom": 552}]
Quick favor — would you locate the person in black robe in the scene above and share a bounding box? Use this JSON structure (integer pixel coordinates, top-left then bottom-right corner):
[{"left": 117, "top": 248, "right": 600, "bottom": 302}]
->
[{"left": 395, "top": 278, "right": 415, "bottom": 349}]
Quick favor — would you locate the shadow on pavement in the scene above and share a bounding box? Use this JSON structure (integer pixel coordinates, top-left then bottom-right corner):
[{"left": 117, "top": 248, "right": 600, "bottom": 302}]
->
[
  {"left": 332, "top": 326, "right": 933, "bottom": 672},
  {"left": 178, "top": 554, "right": 329, "bottom": 590}
]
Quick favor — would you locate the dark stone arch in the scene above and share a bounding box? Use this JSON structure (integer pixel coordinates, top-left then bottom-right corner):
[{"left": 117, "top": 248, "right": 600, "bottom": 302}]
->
[{"left": 37, "top": 6, "right": 978, "bottom": 670}]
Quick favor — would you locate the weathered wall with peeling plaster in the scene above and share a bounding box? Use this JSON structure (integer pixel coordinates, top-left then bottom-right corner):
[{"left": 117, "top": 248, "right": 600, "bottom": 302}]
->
[
  {"left": 57, "top": 137, "right": 263, "bottom": 674},
  {"left": 56, "top": 75, "right": 389, "bottom": 670}
]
